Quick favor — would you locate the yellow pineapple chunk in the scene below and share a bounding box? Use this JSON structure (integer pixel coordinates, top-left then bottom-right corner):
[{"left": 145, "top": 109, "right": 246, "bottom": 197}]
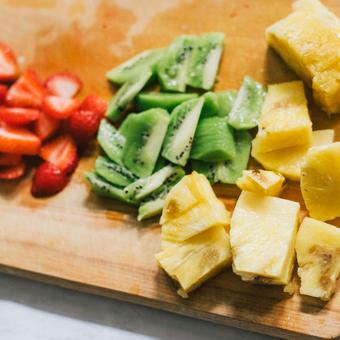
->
[
  {"left": 301, "top": 142, "right": 340, "bottom": 221},
  {"left": 252, "top": 129, "right": 334, "bottom": 181},
  {"left": 266, "top": 0, "right": 340, "bottom": 115},
  {"left": 295, "top": 217, "right": 340, "bottom": 301},
  {"left": 236, "top": 169, "right": 285, "bottom": 196},
  {"left": 230, "top": 191, "right": 300, "bottom": 284},
  {"left": 156, "top": 226, "right": 232, "bottom": 297},
  {"left": 252, "top": 81, "right": 312, "bottom": 153}
]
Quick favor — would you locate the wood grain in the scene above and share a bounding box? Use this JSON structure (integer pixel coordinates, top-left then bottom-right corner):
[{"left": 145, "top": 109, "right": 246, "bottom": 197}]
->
[{"left": 0, "top": 0, "right": 339, "bottom": 338}]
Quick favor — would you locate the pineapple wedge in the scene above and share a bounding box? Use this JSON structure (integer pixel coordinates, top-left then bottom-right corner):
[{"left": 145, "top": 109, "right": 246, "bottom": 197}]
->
[
  {"left": 252, "top": 81, "right": 312, "bottom": 153},
  {"left": 266, "top": 0, "right": 340, "bottom": 115},
  {"left": 301, "top": 142, "right": 340, "bottom": 221},
  {"left": 252, "top": 129, "right": 334, "bottom": 181},
  {"left": 236, "top": 169, "right": 285, "bottom": 196},
  {"left": 156, "top": 226, "right": 232, "bottom": 297},
  {"left": 296, "top": 217, "right": 340, "bottom": 301},
  {"left": 230, "top": 191, "right": 300, "bottom": 284}
]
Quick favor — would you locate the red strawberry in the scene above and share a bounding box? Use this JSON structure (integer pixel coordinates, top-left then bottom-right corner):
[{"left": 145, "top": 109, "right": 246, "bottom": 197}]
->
[
  {"left": 34, "top": 111, "right": 60, "bottom": 141},
  {"left": 6, "top": 69, "right": 44, "bottom": 108},
  {"left": 0, "top": 161, "right": 26, "bottom": 180},
  {"left": 69, "top": 110, "right": 100, "bottom": 145},
  {"left": 0, "top": 123, "right": 41, "bottom": 155},
  {"left": 42, "top": 95, "right": 79, "bottom": 119},
  {"left": 31, "top": 162, "right": 68, "bottom": 197},
  {"left": 80, "top": 94, "right": 107, "bottom": 119},
  {"left": 0, "top": 85, "right": 8, "bottom": 104},
  {"left": 0, "top": 42, "right": 20, "bottom": 82},
  {"left": 40, "top": 133, "right": 78, "bottom": 174},
  {"left": 0, "top": 153, "right": 22, "bottom": 166},
  {"left": 45, "top": 72, "right": 82, "bottom": 98},
  {"left": 0, "top": 107, "right": 40, "bottom": 126}
]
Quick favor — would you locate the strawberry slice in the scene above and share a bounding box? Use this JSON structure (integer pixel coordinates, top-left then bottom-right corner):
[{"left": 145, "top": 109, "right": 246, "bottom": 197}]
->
[
  {"left": 45, "top": 72, "right": 82, "bottom": 98},
  {"left": 0, "top": 153, "right": 22, "bottom": 166},
  {"left": 0, "top": 161, "right": 26, "bottom": 180},
  {"left": 0, "top": 123, "right": 41, "bottom": 155},
  {"left": 31, "top": 162, "right": 68, "bottom": 197},
  {"left": 34, "top": 111, "right": 60, "bottom": 141},
  {"left": 0, "top": 107, "right": 40, "bottom": 126},
  {"left": 6, "top": 69, "right": 44, "bottom": 108},
  {"left": 42, "top": 95, "right": 79, "bottom": 119},
  {"left": 0, "top": 85, "right": 8, "bottom": 104},
  {"left": 80, "top": 94, "right": 107, "bottom": 118},
  {"left": 40, "top": 134, "right": 78, "bottom": 174},
  {"left": 0, "top": 42, "right": 20, "bottom": 82}
]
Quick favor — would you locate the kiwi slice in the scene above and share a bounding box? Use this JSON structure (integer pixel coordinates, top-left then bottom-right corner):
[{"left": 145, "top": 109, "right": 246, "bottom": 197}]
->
[
  {"left": 157, "top": 35, "right": 196, "bottom": 92},
  {"left": 186, "top": 32, "right": 225, "bottom": 90},
  {"left": 191, "top": 160, "right": 216, "bottom": 183},
  {"left": 201, "top": 90, "right": 237, "bottom": 118},
  {"left": 122, "top": 108, "right": 170, "bottom": 177},
  {"left": 94, "top": 156, "right": 138, "bottom": 187},
  {"left": 162, "top": 97, "right": 204, "bottom": 166},
  {"left": 138, "top": 197, "right": 165, "bottom": 221},
  {"left": 106, "top": 68, "right": 153, "bottom": 122},
  {"left": 84, "top": 172, "right": 134, "bottom": 204},
  {"left": 106, "top": 48, "right": 165, "bottom": 84},
  {"left": 136, "top": 92, "right": 198, "bottom": 111},
  {"left": 190, "top": 117, "right": 235, "bottom": 162},
  {"left": 124, "top": 165, "right": 185, "bottom": 202},
  {"left": 97, "top": 119, "right": 125, "bottom": 165},
  {"left": 228, "top": 76, "right": 266, "bottom": 130}
]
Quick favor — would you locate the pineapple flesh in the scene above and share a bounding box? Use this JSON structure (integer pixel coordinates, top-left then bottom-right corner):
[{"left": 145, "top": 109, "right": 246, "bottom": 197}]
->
[
  {"left": 266, "top": 0, "right": 340, "bottom": 115},
  {"left": 252, "top": 81, "right": 312, "bottom": 154},
  {"left": 252, "top": 129, "right": 334, "bottom": 181},
  {"left": 156, "top": 226, "right": 232, "bottom": 297},
  {"left": 295, "top": 217, "right": 340, "bottom": 301},
  {"left": 301, "top": 142, "right": 340, "bottom": 221},
  {"left": 236, "top": 169, "right": 285, "bottom": 196},
  {"left": 230, "top": 191, "right": 300, "bottom": 285}
]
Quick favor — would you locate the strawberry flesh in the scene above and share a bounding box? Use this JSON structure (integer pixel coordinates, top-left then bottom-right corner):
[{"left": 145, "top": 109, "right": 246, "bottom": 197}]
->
[
  {"left": 0, "top": 107, "right": 40, "bottom": 126},
  {"left": 34, "top": 110, "right": 60, "bottom": 141},
  {"left": 42, "top": 95, "right": 79, "bottom": 119},
  {"left": 0, "top": 85, "right": 8, "bottom": 104},
  {"left": 80, "top": 94, "right": 107, "bottom": 119},
  {"left": 45, "top": 72, "right": 82, "bottom": 98},
  {"left": 0, "top": 161, "right": 26, "bottom": 180},
  {"left": 0, "top": 153, "right": 22, "bottom": 166},
  {"left": 0, "top": 42, "right": 20, "bottom": 82}
]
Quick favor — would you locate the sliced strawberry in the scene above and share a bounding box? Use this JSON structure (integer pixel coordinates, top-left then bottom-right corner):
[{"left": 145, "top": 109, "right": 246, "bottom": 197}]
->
[
  {"left": 31, "top": 162, "right": 68, "bottom": 197},
  {"left": 0, "top": 161, "right": 26, "bottom": 180},
  {"left": 45, "top": 72, "right": 82, "bottom": 98},
  {"left": 0, "top": 153, "right": 22, "bottom": 166},
  {"left": 42, "top": 95, "right": 79, "bottom": 119},
  {"left": 0, "top": 85, "right": 8, "bottom": 104},
  {"left": 0, "top": 107, "right": 40, "bottom": 126},
  {"left": 34, "top": 111, "right": 60, "bottom": 141},
  {"left": 80, "top": 94, "right": 107, "bottom": 119},
  {"left": 6, "top": 69, "right": 44, "bottom": 108},
  {"left": 40, "top": 134, "right": 78, "bottom": 174},
  {"left": 0, "top": 42, "right": 20, "bottom": 82},
  {"left": 0, "top": 123, "right": 41, "bottom": 155},
  {"left": 69, "top": 110, "right": 100, "bottom": 145}
]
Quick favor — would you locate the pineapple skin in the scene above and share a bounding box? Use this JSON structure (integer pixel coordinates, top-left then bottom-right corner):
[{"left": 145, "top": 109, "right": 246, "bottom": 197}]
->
[
  {"left": 156, "top": 226, "right": 232, "bottom": 296},
  {"left": 252, "top": 81, "right": 312, "bottom": 154},
  {"left": 230, "top": 191, "right": 300, "bottom": 285},
  {"left": 252, "top": 129, "right": 334, "bottom": 181},
  {"left": 266, "top": 0, "right": 340, "bottom": 115},
  {"left": 236, "top": 169, "right": 285, "bottom": 196},
  {"left": 296, "top": 217, "right": 340, "bottom": 301},
  {"left": 301, "top": 142, "right": 340, "bottom": 221}
]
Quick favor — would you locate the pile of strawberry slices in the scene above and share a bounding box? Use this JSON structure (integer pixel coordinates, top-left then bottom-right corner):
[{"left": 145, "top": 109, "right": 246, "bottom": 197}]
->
[{"left": 0, "top": 42, "right": 107, "bottom": 197}]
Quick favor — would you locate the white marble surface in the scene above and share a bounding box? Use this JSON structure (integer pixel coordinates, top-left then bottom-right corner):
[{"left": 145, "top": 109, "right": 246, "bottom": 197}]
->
[{"left": 0, "top": 273, "right": 274, "bottom": 340}]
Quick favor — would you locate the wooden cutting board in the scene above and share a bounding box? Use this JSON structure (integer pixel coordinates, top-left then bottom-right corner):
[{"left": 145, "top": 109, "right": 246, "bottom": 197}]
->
[{"left": 0, "top": 0, "right": 339, "bottom": 338}]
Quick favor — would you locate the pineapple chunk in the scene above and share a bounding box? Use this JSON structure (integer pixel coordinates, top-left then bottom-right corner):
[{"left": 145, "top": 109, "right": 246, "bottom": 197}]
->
[
  {"left": 236, "top": 169, "right": 285, "bottom": 196},
  {"left": 252, "top": 129, "right": 334, "bottom": 181},
  {"left": 301, "top": 142, "right": 340, "bottom": 221},
  {"left": 266, "top": 0, "right": 340, "bottom": 115},
  {"left": 295, "top": 217, "right": 340, "bottom": 301},
  {"left": 230, "top": 191, "right": 300, "bottom": 284},
  {"left": 252, "top": 81, "right": 312, "bottom": 153},
  {"left": 156, "top": 226, "right": 232, "bottom": 296}
]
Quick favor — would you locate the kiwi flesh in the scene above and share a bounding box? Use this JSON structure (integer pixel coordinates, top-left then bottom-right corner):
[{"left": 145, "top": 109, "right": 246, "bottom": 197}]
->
[
  {"left": 161, "top": 97, "right": 204, "bottom": 166},
  {"left": 122, "top": 108, "right": 170, "bottom": 177},
  {"left": 201, "top": 90, "right": 237, "bottom": 118}
]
